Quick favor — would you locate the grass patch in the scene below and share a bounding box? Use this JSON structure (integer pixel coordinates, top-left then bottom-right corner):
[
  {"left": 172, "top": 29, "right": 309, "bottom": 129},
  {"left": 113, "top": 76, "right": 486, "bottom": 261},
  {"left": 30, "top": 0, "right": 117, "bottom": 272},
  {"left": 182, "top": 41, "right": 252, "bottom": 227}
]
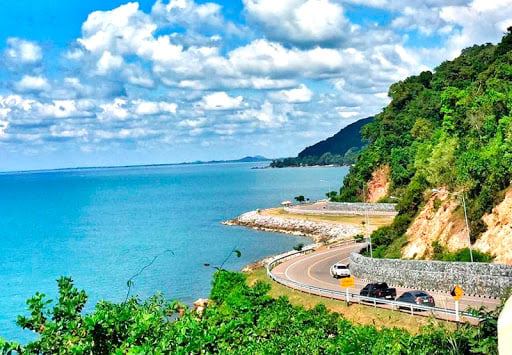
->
[{"left": 245, "top": 267, "right": 455, "bottom": 335}]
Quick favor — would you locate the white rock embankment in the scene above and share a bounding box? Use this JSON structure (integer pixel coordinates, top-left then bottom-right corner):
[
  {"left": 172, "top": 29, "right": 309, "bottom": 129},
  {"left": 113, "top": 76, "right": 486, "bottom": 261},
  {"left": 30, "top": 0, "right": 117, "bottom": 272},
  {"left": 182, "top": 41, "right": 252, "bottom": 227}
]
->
[{"left": 224, "top": 210, "right": 361, "bottom": 243}]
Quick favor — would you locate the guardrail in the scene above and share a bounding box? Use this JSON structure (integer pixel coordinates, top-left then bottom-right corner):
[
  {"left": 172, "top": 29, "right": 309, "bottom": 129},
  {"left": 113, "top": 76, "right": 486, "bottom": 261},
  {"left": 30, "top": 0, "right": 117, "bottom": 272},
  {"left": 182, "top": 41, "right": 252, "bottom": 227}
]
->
[{"left": 266, "top": 244, "right": 483, "bottom": 323}]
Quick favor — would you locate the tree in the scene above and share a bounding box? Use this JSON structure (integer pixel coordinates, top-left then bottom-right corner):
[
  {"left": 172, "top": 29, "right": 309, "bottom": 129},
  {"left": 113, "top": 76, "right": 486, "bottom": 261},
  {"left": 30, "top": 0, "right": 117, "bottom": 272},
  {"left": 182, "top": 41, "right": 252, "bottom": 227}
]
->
[{"left": 294, "top": 195, "right": 305, "bottom": 203}]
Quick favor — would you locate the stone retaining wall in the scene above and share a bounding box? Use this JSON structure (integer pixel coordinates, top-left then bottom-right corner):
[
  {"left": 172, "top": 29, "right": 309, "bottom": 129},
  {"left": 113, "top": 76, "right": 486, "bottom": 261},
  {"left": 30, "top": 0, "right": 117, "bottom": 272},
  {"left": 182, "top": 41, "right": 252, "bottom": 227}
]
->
[
  {"left": 349, "top": 253, "right": 512, "bottom": 298},
  {"left": 287, "top": 202, "right": 397, "bottom": 216}
]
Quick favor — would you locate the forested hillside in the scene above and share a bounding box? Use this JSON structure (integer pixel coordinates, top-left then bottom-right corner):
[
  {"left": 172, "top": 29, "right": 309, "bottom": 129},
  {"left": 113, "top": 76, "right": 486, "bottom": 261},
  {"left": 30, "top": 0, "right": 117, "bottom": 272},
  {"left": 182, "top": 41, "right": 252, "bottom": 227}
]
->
[
  {"left": 335, "top": 28, "right": 512, "bottom": 260},
  {"left": 270, "top": 117, "right": 372, "bottom": 167}
]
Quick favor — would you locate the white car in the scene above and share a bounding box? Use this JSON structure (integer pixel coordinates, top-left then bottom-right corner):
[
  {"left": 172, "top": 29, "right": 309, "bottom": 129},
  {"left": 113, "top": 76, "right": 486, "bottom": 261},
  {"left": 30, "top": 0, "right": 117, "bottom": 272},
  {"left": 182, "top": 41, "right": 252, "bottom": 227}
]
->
[{"left": 330, "top": 262, "right": 351, "bottom": 279}]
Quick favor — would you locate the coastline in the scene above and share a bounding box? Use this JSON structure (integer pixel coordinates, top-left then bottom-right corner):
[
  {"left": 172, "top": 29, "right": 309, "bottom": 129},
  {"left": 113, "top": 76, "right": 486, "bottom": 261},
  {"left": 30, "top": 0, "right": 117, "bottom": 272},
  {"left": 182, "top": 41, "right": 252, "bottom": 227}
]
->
[
  {"left": 223, "top": 210, "right": 361, "bottom": 244},
  {"left": 224, "top": 208, "right": 364, "bottom": 271}
]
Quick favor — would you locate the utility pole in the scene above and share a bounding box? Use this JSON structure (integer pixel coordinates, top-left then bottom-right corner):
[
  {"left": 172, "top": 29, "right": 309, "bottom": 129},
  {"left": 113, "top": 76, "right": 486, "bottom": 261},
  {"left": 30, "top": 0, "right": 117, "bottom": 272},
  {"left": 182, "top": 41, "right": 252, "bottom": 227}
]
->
[
  {"left": 461, "top": 192, "right": 474, "bottom": 263},
  {"left": 432, "top": 189, "right": 473, "bottom": 263},
  {"left": 363, "top": 184, "right": 373, "bottom": 258}
]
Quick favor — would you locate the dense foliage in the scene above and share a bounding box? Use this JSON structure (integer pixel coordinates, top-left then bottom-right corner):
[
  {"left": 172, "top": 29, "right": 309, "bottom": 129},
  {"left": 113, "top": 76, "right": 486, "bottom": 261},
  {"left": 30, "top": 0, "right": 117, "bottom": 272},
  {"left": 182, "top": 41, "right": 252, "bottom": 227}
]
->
[
  {"left": 270, "top": 117, "right": 372, "bottom": 168},
  {"left": 1, "top": 272, "right": 501, "bottom": 354},
  {"left": 336, "top": 29, "right": 512, "bottom": 257},
  {"left": 270, "top": 149, "right": 361, "bottom": 168}
]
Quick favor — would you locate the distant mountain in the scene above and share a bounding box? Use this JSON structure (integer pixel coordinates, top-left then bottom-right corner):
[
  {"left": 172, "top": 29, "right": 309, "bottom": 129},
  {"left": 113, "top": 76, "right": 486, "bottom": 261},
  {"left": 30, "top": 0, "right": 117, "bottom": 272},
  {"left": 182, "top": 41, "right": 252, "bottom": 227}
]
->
[
  {"left": 270, "top": 117, "right": 373, "bottom": 168},
  {"left": 298, "top": 117, "right": 373, "bottom": 158},
  {"left": 234, "top": 155, "right": 269, "bottom": 163},
  {"left": 190, "top": 156, "right": 270, "bottom": 164}
]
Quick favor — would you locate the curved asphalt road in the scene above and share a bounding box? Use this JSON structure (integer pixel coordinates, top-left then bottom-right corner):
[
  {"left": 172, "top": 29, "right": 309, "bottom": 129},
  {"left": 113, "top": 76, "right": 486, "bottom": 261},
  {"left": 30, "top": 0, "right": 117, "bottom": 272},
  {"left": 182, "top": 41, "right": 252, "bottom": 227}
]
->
[{"left": 272, "top": 243, "right": 499, "bottom": 320}]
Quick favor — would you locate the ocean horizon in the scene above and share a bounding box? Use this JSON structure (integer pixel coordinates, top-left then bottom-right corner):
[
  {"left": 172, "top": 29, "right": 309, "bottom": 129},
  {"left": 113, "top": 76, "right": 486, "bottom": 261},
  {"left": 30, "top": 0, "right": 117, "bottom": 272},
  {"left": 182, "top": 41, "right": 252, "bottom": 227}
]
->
[{"left": 0, "top": 162, "right": 348, "bottom": 341}]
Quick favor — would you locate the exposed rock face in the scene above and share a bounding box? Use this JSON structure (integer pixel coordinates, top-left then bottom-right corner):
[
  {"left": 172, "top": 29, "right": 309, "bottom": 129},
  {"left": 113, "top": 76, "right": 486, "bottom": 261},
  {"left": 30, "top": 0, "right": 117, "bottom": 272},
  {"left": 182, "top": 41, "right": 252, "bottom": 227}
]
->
[
  {"left": 402, "top": 188, "right": 468, "bottom": 260},
  {"left": 225, "top": 210, "right": 361, "bottom": 243},
  {"left": 403, "top": 187, "right": 512, "bottom": 265},
  {"left": 474, "top": 188, "right": 512, "bottom": 265},
  {"left": 367, "top": 165, "right": 390, "bottom": 202}
]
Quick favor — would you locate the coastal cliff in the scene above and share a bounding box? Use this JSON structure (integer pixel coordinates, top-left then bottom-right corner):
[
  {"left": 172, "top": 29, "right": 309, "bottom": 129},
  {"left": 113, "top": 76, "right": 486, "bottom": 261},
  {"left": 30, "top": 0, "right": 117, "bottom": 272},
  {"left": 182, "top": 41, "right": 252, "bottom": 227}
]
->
[{"left": 224, "top": 210, "right": 361, "bottom": 243}]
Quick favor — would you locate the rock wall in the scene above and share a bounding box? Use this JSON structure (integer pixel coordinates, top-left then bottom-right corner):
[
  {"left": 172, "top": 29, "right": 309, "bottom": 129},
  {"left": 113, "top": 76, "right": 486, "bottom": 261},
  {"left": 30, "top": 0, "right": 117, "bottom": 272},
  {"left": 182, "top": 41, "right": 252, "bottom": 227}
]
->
[
  {"left": 474, "top": 188, "right": 512, "bottom": 265},
  {"left": 225, "top": 210, "right": 361, "bottom": 243},
  {"left": 367, "top": 165, "right": 390, "bottom": 202},
  {"left": 403, "top": 188, "right": 467, "bottom": 259},
  {"left": 287, "top": 201, "right": 397, "bottom": 216},
  {"left": 403, "top": 187, "right": 512, "bottom": 265},
  {"left": 350, "top": 252, "right": 512, "bottom": 298}
]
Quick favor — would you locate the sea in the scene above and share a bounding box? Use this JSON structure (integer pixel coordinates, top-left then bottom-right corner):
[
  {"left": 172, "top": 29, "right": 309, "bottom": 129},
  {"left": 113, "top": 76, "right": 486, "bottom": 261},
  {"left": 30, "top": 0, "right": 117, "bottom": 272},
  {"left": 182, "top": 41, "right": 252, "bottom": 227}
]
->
[{"left": 0, "top": 162, "right": 348, "bottom": 341}]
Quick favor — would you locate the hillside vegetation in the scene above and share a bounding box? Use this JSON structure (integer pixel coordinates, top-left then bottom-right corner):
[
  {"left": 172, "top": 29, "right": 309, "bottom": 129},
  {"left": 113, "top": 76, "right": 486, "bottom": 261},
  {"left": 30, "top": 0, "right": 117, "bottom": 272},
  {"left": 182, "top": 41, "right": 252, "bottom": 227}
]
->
[
  {"left": 334, "top": 28, "right": 512, "bottom": 260},
  {"left": 270, "top": 117, "right": 372, "bottom": 167},
  {"left": 1, "top": 272, "right": 500, "bottom": 354}
]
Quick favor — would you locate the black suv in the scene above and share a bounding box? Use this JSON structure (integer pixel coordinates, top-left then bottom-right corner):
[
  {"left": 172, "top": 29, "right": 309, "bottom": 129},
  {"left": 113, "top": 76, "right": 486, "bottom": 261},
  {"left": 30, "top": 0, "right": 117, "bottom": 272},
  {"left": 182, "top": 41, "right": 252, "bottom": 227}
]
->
[{"left": 359, "top": 282, "right": 396, "bottom": 300}]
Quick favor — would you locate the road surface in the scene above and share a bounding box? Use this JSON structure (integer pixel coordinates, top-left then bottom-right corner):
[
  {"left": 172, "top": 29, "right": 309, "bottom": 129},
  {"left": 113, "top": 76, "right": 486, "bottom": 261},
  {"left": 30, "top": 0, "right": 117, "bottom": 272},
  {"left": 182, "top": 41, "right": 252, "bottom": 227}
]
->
[{"left": 271, "top": 243, "right": 499, "bottom": 321}]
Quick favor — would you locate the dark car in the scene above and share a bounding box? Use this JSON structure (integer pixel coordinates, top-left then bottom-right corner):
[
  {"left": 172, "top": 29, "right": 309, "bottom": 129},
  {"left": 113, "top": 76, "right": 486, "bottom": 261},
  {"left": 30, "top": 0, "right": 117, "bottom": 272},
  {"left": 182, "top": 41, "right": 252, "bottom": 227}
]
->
[
  {"left": 396, "top": 291, "right": 435, "bottom": 310},
  {"left": 360, "top": 282, "right": 396, "bottom": 300}
]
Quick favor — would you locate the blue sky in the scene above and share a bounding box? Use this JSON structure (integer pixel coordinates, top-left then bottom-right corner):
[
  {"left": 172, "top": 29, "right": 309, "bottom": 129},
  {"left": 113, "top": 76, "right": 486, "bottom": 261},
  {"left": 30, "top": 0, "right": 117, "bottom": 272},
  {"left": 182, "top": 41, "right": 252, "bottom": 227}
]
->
[{"left": 0, "top": 0, "right": 511, "bottom": 171}]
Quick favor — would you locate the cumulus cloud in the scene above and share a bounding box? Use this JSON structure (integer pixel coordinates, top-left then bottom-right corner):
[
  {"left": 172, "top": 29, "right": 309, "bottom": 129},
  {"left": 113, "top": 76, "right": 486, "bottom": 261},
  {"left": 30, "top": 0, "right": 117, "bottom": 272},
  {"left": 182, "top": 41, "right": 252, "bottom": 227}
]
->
[
  {"left": 96, "top": 51, "right": 124, "bottom": 74},
  {"left": 152, "top": 0, "right": 225, "bottom": 31},
  {"left": 244, "top": 0, "right": 350, "bottom": 47},
  {"left": 134, "top": 100, "right": 177, "bottom": 115},
  {"left": 439, "top": 0, "right": 512, "bottom": 58},
  {"left": 4, "top": 38, "right": 42, "bottom": 65},
  {"left": 268, "top": 84, "right": 313, "bottom": 103},
  {"left": 199, "top": 92, "right": 244, "bottom": 110},
  {"left": 14, "top": 75, "right": 50, "bottom": 93},
  {"left": 1, "top": 0, "right": 511, "bottom": 166}
]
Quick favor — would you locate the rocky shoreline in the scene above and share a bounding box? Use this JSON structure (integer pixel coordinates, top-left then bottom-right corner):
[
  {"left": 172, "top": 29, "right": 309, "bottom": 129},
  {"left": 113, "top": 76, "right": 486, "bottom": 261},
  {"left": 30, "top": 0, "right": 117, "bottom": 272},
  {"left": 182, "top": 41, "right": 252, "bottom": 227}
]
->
[{"left": 223, "top": 210, "right": 361, "bottom": 244}]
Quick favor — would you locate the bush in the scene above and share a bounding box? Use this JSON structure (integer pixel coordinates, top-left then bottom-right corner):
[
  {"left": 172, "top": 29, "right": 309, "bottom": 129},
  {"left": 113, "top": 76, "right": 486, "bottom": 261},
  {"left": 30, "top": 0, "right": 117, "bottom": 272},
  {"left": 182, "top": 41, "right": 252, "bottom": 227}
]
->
[
  {"left": 3, "top": 271, "right": 501, "bottom": 353},
  {"left": 432, "top": 241, "right": 493, "bottom": 262}
]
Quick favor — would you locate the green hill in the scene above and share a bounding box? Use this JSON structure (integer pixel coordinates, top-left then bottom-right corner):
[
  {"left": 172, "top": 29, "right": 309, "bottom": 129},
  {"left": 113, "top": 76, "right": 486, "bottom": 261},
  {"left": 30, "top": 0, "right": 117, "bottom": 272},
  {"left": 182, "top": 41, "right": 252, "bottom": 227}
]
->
[
  {"left": 271, "top": 117, "right": 373, "bottom": 167},
  {"left": 335, "top": 27, "right": 512, "bottom": 259}
]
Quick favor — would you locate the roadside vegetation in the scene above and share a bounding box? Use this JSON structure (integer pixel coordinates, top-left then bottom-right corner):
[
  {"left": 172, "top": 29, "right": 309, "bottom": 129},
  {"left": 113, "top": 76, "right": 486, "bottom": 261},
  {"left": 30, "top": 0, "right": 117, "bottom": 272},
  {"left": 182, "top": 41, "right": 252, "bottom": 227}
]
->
[
  {"left": 244, "top": 267, "right": 454, "bottom": 334},
  {"left": 0, "top": 271, "right": 501, "bottom": 354},
  {"left": 332, "top": 28, "right": 512, "bottom": 259}
]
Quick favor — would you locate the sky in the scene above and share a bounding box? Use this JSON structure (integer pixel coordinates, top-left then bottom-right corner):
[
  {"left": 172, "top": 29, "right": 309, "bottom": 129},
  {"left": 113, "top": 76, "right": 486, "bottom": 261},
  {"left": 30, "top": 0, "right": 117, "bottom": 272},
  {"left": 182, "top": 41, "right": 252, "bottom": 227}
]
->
[{"left": 0, "top": 0, "right": 511, "bottom": 171}]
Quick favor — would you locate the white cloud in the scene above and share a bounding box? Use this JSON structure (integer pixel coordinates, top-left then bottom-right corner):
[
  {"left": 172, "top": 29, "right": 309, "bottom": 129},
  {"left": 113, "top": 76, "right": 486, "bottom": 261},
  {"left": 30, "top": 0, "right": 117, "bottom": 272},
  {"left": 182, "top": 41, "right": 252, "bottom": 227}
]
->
[
  {"left": 14, "top": 75, "right": 50, "bottom": 93},
  {"left": 439, "top": 0, "right": 512, "bottom": 58},
  {"left": 96, "top": 51, "right": 124, "bottom": 74},
  {"left": 152, "top": 0, "right": 224, "bottom": 30},
  {"left": 244, "top": 0, "right": 350, "bottom": 46},
  {"left": 134, "top": 100, "right": 177, "bottom": 115},
  {"left": 3, "top": 0, "right": 512, "bottom": 164},
  {"left": 228, "top": 39, "right": 352, "bottom": 78},
  {"left": 99, "top": 98, "right": 129, "bottom": 120},
  {"left": 5, "top": 38, "right": 42, "bottom": 64},
  {"left": 269, "top": 84, "right": 313, "bottom": 103},
  {"left": 200, "top": 92, "right": 244, "bottom": 110},
  {"left": 0, "top": 119, "right": 8, "bottom": 137},
  {"left": 37, "top": 100, "right": 92, "bottom": 119}
]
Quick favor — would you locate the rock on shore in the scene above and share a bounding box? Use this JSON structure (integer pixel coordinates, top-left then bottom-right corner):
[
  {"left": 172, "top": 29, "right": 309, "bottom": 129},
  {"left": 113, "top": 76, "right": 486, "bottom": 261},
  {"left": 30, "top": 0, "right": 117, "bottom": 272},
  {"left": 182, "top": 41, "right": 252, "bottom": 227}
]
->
[{"left": 224, "top": 210, "right": 361, "bottom": 243}]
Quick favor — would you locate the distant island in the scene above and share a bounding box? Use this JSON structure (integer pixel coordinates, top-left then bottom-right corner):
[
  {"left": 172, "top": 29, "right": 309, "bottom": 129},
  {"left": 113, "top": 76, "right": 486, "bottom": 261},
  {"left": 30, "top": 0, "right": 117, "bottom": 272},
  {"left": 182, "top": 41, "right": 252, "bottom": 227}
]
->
[
  {"left": 184, "top": 155, "right": 270, "bottom": 165},
  {"left": 1, "top": 156, "right": 271, "bottom": 174},
  {"left": 270, "top": 117, "right": 373, "bottom": 168}
]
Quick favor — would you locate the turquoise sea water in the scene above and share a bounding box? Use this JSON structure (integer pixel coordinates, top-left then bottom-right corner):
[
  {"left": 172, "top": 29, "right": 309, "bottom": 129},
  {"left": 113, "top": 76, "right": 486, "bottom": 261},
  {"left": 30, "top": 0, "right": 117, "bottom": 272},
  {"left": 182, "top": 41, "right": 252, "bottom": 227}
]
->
[{"left": 0, "top": 162, "right": 348, "bottom": 341}]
